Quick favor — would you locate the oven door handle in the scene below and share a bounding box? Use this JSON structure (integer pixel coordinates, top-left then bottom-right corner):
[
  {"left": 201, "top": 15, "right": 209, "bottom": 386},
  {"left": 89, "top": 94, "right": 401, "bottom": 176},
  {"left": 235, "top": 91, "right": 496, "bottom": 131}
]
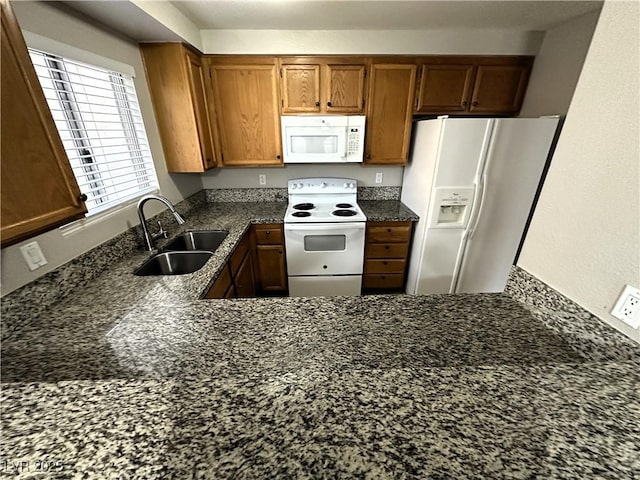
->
[{"left": 285, "top": 223, "right": 365, "bottom": 233}]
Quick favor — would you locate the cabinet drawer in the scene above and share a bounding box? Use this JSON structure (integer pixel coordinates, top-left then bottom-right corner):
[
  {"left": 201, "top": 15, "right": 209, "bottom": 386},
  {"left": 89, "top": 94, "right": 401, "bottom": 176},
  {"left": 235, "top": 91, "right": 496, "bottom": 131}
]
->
[
  {"left": 205, "top": 265, "right": 232, "bottom": 299},
  {"left": 367, "top": 222, "right": 412, "bottom": 243},
  {"left": 363, "top": 274, "right": 405, "bottom": 290},
  {"left": 366, "top": 243, "right": 409, "bottom": 259},
  {"left": 254, "top": 224, "right": 283, "bottom": 245},
  {"left": 229, "top": 233, "right": 250, "bottom": 277},
  {"left": 364, "top": 259, "right": 406, "bottom": 274}
]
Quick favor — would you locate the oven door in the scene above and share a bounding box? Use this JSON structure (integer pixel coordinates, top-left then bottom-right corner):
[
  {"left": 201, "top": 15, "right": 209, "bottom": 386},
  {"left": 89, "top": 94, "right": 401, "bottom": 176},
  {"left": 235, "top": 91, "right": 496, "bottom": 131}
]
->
[{"left": 284, "top": 222, "right": 365, "bottom": 276}]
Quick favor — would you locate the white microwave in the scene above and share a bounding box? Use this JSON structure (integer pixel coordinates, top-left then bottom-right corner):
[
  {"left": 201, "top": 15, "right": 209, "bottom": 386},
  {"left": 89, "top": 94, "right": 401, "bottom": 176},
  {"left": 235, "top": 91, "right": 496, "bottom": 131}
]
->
[{"left": 280, "top": 115, "right": 366, "bottom": 164}]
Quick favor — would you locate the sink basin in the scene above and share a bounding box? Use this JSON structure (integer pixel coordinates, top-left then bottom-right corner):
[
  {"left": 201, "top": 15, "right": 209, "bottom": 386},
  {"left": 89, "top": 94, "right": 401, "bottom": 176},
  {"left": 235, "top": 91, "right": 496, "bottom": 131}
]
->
[
  {"left": 164, "top": 230, "right": 228, "bottom": 252},
  {"left": 134, "top": 251, "right": 212, "bottom": 276}
]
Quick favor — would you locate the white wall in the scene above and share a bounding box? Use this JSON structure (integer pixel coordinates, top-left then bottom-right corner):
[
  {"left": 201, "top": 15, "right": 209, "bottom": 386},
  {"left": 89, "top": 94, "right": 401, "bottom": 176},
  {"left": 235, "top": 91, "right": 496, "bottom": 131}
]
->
[
  {"left": 200, "top": 29, "right": 545, "bottom": 55},
  {"left": 201, "top": 164, "right": 403, "bottom": 189},
  {"left": 520, "top": 10, "right": 600, "bottom": 117},
  {"left": 518, "top": 0, "right": 640, "bottom": 343},
  {"left": 1, "top": 2, "right": 203, "bottom": 296}
]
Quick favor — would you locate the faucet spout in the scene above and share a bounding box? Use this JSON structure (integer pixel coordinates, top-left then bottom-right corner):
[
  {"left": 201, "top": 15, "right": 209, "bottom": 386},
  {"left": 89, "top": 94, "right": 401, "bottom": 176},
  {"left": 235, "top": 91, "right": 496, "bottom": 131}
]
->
[{"left": 137, "top": 194, "right": 185, "bottom": 251}]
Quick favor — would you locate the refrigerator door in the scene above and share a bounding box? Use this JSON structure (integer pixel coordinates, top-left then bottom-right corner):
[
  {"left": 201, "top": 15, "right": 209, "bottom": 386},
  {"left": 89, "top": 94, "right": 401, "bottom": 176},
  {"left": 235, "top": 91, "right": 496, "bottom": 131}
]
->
[
  {"left": 403, "top": 118, "right": 493, "bottom": 294},
  {"left": 454, "top": 117, "right": 560, "bottom": 293}
]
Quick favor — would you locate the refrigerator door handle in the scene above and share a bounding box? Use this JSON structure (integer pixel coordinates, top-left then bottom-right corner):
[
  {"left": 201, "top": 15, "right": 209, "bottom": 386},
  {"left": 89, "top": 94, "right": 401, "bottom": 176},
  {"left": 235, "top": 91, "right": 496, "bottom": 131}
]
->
[{"left": 450, "top": 120, "right": 498, "bottom": 293}]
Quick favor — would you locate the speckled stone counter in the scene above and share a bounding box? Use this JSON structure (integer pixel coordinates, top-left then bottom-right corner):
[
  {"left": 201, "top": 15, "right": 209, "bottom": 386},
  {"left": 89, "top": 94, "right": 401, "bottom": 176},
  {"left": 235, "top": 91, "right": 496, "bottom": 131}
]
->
[
  {"left": 2, "top": 200, "right": 639, "bottom": 479},
  {"left": 360, "top": 200, "right": 419, "bottom": 222}
]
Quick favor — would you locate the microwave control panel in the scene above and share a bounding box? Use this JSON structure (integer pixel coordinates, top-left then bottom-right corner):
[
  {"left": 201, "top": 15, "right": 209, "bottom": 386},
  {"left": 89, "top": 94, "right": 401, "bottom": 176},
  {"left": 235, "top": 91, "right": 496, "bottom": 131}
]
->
[{"left": 347, "top": 127, "right": 362, "bottom": 157}]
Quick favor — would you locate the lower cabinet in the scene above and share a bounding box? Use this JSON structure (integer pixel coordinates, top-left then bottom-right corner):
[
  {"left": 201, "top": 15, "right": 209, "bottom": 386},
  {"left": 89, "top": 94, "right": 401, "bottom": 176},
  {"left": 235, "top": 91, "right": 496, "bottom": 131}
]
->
[
  {"left": 204, "top": 229, "right": 255, "bottom": 299},
  {"left": 253, "top": 224, "right": 288, "bottom": 294},
  {"left": 204, "top": 223, "right": 287, "bottom": 299},
  {"left": 363, "top": 221, "right": 413, "bottom": 293}
]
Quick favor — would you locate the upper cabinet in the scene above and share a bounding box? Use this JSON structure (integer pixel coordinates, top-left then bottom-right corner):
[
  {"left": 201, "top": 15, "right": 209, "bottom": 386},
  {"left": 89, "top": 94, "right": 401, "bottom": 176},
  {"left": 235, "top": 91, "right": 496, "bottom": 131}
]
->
[
  {"left": 414, "top": 56, "right": 533, "bottom": 115},
  {"left": 1, "top": 0, "right": 86, "bottom": 247},
  {"left": 208, "top": 57, "right": 283, "bottom": 166},
  {"left": 364, "top": 63, "right": 417, "bottom": 165},
  {"left": 279, "top": 57, "right": 367, "bottom": 114},
  {"left": 141, "top": 43, "right": 217, "bottom": 173}
]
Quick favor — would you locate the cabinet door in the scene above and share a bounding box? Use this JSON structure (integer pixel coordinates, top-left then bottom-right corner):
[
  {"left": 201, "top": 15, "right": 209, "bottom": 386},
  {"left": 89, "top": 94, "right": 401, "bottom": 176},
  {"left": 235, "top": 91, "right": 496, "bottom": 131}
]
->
[
  {"left": 185, "top": 50, "right": 217, "bottom": 170},
  {"left": 364, "top": 64, "right": 417, "bottom": 165},
  {"left": 234, "top": 252, "right": 256, "bottom": 298},
  {"left": 469, "top": 64, "right": 530, "bottom": 114},
  {"left": 255, "top": 245, "right": 287, "bottom": 291},
  {"left": 416, "top": 64, "right": 475, "bottom": 113},
  {"left": 211, "top": 64, "right": 283, "bottom": 166},
  {"left": 141, "top": 44, "right": 216, "bottom": 173},
  {"left": 1, "top": 0, "right": 86, "bottom": 247},
  {"left": 281, "top": 64, "right": 321, "bottom": 113},
  {"left": 325, "top": 64, "right": 366, "bottom": 113}
]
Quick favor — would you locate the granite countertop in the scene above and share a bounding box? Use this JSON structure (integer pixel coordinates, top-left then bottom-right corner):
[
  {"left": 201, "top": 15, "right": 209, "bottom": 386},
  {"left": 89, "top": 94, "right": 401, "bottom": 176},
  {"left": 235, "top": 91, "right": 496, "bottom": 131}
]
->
[{"left": 2, "top": 200, "right": 639, "bottom": 479}]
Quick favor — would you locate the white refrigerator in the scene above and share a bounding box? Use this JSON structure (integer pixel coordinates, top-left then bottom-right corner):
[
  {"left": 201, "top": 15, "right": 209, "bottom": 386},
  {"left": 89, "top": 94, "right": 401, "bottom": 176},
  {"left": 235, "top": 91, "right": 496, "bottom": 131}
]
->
[{"left": 401, "top": 117, "right": 559, "bottom": 295}]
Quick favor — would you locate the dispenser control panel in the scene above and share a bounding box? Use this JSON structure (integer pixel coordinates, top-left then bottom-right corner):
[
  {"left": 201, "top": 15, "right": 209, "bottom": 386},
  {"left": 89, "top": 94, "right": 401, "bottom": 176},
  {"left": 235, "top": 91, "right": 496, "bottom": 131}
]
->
[{"left": 429, "top": 187, "right": 475, "bottom": 228}]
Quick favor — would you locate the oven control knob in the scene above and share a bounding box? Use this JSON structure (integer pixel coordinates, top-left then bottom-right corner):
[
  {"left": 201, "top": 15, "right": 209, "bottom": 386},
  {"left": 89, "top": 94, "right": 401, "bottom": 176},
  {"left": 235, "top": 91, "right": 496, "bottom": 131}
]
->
[
  {"left": 348, "top": 182, "right": 355, "bottom": 189},
  {"left": 297, "top": 182, "right": 304, "bottom": 189},
  {"left": 343, "top": 182, "right": 348, "bottom": 188},
  {"left": 320, "top": 182, "right": 327, "bottom": 188},
  {"left": 291, "top": 183, "right": 297, "bottom": 189}
]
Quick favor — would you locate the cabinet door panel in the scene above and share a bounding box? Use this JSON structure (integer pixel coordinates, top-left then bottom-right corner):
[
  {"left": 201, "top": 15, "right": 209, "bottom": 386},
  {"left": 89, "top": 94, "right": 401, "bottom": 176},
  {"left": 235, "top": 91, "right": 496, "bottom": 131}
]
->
[
  {"left": 235, "top": 252, "right": 256, "bottom": 298},
  {"left": 416, "top": 65, "right": 474, "bottom": 113},
  {"left": 281, "top": 65, "right": 321, "bottom": 113},
  {"left": 212, "top": 64, "right": 282, "bottom": 166},
  {"left": 185, "top": 51, "right": 216, "bottom": 170},
  {"left": 205, "top": 265, "right": 232, "bottom": 299},
  {"left": 365, "top": 64, "right": 416, "bottom": 165},
  {"left": 256, "top": 245, "right": 287, "bottom": 291},
  {"left": 470, "top": 65, "right": 530, "bottom": 114},
  {"left": 1, "top": 1, "right": 86, "bottom": 246},
  {"left": 325, "top": 64, "right": 366, "bottom": 113}
]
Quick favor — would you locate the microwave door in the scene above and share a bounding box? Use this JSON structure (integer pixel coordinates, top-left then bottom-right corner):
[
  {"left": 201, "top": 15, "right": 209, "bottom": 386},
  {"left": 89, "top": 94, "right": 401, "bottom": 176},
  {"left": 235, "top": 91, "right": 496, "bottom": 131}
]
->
[{"left": 286, "top": 127, "right": 347, "bottom": 162}]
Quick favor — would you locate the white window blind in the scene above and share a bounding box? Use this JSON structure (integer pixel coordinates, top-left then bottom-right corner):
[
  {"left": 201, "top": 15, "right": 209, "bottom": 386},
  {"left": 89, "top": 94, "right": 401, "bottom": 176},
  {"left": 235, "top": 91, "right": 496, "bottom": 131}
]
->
[{"left": 28, "top": 48, "right": 158, "bottom": 216}]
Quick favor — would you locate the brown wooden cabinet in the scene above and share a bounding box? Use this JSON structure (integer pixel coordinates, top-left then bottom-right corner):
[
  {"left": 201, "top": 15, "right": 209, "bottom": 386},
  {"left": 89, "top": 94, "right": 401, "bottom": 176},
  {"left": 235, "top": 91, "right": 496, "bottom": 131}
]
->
[
  {"left": 280, "top": 57, "right": 367, "bottom": 114},
  {"left": 253, "top": 224, "right": 287, "bottom": 293},
  {"left": 364, "top": 63, "right": 417, "bottom": 165},
  {"left": 208, "top": 57, "right": 283, "bottom": 166},
  {"left": 141, "top": 43, "right": 217, "bottom": 173},
  {"left": 204, "top": 229, "right": 255, "bottom": 299},
  {"left": 363, "top": 221, "right": 413, "bottom": 293},
  {"left": 1, "top": 0, "right": 87, "bottom": 247},
  {"left": 414, "top": 57, "right": 533, "bottom": 115}
]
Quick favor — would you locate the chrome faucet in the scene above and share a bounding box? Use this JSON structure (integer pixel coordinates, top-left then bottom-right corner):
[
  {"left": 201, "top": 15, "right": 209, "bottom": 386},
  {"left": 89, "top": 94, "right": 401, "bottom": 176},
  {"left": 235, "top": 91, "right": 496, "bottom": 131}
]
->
[{"left": 137, "top": 194, "right": 185, "bottom": 251}]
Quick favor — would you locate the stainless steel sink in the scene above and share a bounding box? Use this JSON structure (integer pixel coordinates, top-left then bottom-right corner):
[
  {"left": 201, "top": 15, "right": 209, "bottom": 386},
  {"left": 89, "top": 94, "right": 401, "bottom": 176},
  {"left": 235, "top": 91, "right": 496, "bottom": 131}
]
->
[
  {"left": 134, "top": 251, "right": 212, "bottom": 276},
  {"left": 164, "top": 230, "right": 228, "bottom": 252}
]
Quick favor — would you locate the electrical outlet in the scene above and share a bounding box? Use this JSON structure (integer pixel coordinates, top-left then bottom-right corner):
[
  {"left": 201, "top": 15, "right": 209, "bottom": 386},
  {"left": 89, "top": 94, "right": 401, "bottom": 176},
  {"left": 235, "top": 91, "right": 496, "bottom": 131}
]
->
[
  {"left": 259, "top": 174, "right": 267, "bottom": 186},
  {"left": 375, "top": 172, "right": 383, "bottom": 184},
  {"left": 20, "top": 241, "right": 48, "bottom": 271},
  {"left": 611, "top": 284, "right": 640, "bottom": 328}
]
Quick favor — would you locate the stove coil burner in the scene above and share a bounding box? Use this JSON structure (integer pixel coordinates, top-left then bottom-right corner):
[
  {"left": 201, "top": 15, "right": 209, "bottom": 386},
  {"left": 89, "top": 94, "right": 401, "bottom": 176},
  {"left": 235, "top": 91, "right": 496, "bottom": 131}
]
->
[
  {"left": 293, "top": 203, "right": 315, "bottom": 211},
  {"left": 332, "top": 209, "right": 357, "bottom": 217},
  {"left": 335, "top": 203, "right": 354, "bottom": 208},
  {"left": 292, "top": 211, "right": 311, "bottom": 218}
]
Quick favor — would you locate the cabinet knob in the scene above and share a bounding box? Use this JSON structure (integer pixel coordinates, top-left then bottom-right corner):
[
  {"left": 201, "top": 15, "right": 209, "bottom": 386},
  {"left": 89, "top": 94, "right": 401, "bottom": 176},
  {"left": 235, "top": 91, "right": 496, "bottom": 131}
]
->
[
  {"left": 387, "top": 228, "right": 392, "bottom": 233},
  {"left": 265, "top": 230, "right": 270, "bottom": 234},
  {"left": 461, "top": 101, "right": 468, "bottom": 107},
  {"left": 365, "top": 153, "right": 371, "bottom": 159},
  {"left": 384, "top": 245, "right": 389, "bottom": 249},
  {"left": 278, "top": 250, "right": 282, "bottom": 254},
  {"left": 78, "top": 193, "right": 88, "bottom": 202},
  {"left": 383, "top": 261, "right": 388, "bottom": 265},
  {"left": 327, "top": 101, "right": 332, "bottom": 107},
  {"left": 472, "top": 101, "right": 479, "bottom": 107},
  {"left": 276, "top": 154, "right": 281, "bottom": 159},
  {"left": 315, "top": 101, "right": 320, "bottom": 107}
]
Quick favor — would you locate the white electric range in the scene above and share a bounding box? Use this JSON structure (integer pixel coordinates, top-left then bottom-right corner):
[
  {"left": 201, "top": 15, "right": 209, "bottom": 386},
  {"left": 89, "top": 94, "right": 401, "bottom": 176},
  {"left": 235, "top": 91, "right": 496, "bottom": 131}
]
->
[{"left": 284, "top": 178, "right": 367, "bottom": 297}]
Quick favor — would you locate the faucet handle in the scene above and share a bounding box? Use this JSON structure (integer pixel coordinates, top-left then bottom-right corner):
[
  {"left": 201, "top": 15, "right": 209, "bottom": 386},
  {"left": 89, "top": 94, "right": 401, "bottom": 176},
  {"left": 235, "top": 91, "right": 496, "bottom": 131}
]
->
[{"left": 154, "top": 221, "right": 168, "bottom": 240}]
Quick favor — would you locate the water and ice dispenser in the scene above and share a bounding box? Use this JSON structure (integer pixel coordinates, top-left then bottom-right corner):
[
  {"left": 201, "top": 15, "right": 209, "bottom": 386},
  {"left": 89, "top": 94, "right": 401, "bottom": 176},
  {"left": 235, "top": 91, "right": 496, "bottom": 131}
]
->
[{"left": 428, "top": 187, "right": 475, "bottom": 228}]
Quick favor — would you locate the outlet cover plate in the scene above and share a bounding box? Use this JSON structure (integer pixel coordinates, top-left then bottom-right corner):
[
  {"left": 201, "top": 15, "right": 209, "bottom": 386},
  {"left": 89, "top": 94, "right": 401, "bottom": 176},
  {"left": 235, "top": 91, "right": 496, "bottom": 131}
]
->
[
  {"left": 259, "top": 174, "right": 267, "bottom": 186},
  {"left": 20, "top": 241, "right": 48, "bottom": 271},
  {"left": 611, "top": 284, "right": 640, "bottom": 328},
  {"left": 375, "top": 172, "right": 383, "bottom": 184}
]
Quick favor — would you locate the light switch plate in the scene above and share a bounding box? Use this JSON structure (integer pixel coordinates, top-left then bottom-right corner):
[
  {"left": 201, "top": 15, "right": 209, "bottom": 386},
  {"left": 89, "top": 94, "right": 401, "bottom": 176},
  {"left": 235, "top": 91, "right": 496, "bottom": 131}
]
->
[
  {"left": 19, "top": 241, "right": 48, "bottom": 271},
  {"left": 375, "top": 172, "right": 383, "bottom": 184}
]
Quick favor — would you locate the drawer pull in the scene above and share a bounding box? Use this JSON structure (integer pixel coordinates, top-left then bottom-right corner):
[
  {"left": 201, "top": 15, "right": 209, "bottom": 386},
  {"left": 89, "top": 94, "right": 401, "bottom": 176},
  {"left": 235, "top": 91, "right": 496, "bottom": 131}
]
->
[
  {"left": 384, "top": 245, "right": 389, "bottom": 249},
  {"left": 387, "top": 228, "right": 392, "bottom": 232},
  {"left": 383, "top": 261, "right": 388, "bottom": 265},
  {"left": 265, "top": 230, "right": 271, "bottom": 235}
]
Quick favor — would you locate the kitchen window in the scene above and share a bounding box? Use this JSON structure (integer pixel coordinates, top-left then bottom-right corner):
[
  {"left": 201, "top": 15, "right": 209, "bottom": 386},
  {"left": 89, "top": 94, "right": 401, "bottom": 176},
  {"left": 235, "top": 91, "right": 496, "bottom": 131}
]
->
[{"left": 28, "top": 47, "right": 158, "bottom": 216}]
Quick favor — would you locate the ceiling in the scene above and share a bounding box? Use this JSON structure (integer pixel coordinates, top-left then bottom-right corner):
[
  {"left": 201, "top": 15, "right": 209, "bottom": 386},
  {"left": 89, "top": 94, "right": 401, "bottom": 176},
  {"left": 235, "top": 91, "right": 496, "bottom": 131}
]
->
[
  {"left": 170, "top": 0, "right": 602, "bottom": 31},
  {"left": 60, "top": 0, "right": 603, "bottom": 46}
]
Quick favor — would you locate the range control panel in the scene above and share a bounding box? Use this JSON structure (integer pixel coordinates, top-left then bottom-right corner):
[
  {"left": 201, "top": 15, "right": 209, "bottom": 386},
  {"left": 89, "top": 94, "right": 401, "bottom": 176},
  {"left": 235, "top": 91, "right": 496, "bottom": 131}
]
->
[{"left": 288, "top": 177, "right": 358, "bottom": 194}]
